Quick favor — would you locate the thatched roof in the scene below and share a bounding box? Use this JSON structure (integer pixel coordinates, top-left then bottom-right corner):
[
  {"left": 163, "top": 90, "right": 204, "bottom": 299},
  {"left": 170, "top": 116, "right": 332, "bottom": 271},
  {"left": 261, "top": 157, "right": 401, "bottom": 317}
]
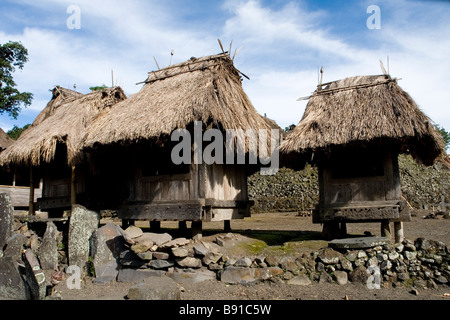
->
[
  {"left": 83, "top": 53, "right": 273, "bottom": 152},
  {"left": 0, "top": 128, "right": 14, "bottom": 151},
  {"left": 280, "top": 75, "right": 445, "bottom": 166},
  {"left": 0, "top": 86, "right": 126, "bottom": 166}
]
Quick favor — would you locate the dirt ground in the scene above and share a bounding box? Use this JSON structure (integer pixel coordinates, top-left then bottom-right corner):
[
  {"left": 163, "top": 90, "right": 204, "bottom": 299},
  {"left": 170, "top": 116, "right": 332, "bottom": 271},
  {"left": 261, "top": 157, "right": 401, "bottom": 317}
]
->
[{"left": 55, "top": 211, "right": 450, "bottom": 301}]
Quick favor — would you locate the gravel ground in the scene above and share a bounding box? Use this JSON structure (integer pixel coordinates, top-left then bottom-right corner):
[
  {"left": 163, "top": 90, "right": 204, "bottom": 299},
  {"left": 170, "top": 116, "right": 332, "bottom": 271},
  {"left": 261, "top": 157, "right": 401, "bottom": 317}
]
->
[{"left": 54, "top": 211, "right": 450, "bottom": 302}]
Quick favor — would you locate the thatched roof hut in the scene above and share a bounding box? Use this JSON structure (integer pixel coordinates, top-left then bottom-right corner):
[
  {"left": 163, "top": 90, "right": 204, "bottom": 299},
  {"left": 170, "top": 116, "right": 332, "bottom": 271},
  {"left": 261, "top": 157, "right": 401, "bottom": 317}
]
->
[
  {"left": 83, "top": 53, "right": 273, "bottom": 149},
  {"left": 0, "top": 86, "right": 126, "bottom": 166},
  {"left": 81, "top": 52, "right": 275, "bottom": 230},
  {"left": 280, "top": 74, "right": 446, "bottom": 241},
  {"left": 280, "top": 75, "right": 445, "bottom": 167},
  {"left": 0, "top": 128, "right": 13, "bottom": 151}
]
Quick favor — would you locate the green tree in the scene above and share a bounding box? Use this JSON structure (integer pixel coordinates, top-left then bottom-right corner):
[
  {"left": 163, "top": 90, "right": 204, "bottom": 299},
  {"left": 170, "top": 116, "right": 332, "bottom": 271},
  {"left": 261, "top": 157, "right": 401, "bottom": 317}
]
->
[
  {"left": 89, "top": 84, "right": 108, "bottom": 92},
  {"left": 7, "top": 123, "right": 30, "bottom": 140},
  {"left": 435, "top": 124, "right": 450, "bottom": 151},
  {"left": 284, "top": 124, "right": 296, "bottom": 133},
  {"left": 0, "top": 41, "right": 33, "bottom": 119}
]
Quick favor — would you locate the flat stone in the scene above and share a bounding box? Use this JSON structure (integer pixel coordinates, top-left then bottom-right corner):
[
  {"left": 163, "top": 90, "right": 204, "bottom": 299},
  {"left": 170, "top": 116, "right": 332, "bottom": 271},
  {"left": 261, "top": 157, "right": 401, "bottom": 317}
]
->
[
  {"left": 176, "top": 257, "right": 202, "bottom": 268},
  {"left": 127, "top": 276, "right": 180, "bottom": 300},
  {"left": 0, "top": 256, "right": 30, "bottom": 299},
  {"left": 0, "top": 194, "right": 14, "bottom": 250},
  {"left": 234, "top": 257, "right": 252, "bottom": 267},
  {"left": 287, "top": 274, "right": 312, "bottom": 286},
  {"left": 171, "top": 247, "right": 189, "bottom": 258},
  {"left": 68, "top": 205, "right": 99, "bottom": 271},
  {"left": 167, "top": 269, "right": 216, "bottom": 284},
  {"left": 220, "top": 267, "right": 283, "bottom": 285},
  {"left": 137, "top": 252, "right": 153, "bottom": 261},
  {"left": 202, "top": 251, "right": 223, "bottom": 265},
  {"left": 131, "top": 243, "right": 151, "bottom": 254},
  {"left": 123, "top": 225, "right": 143, "bottom": 240},
  {"left": 148, "top": 259, "right": 174, "bottom": 269},
  {"left": 153, "top": 252, "right": 169, "bottom": 260},
  {"left": 329, "top": 237, "right": 390, "bottom": 250},
  {"left": 193, "top": 244, "right": 209, "bottom": 256},
  {"left": 117, "top": 268, "right": 165, "bottom": 283},
  {"left": 159, "top": 237, "right": 190, "bottom": 250}
]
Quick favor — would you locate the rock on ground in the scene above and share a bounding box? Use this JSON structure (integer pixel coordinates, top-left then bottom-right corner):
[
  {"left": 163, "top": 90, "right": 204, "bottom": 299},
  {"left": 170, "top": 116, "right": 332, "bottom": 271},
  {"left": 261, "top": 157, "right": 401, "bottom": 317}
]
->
[
  {"left": 68, "top": 205, "right": 99, "bottom": 271},
  {"left": 127, "top": 276, "right": 181, "bottom": 300}
]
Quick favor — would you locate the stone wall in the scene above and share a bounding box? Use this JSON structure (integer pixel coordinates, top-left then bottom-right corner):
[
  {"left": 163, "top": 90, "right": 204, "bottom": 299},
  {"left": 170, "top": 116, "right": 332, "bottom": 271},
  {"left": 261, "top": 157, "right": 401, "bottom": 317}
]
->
[{"left": 248, "top": 155, "right": 450, "bottom": 213}]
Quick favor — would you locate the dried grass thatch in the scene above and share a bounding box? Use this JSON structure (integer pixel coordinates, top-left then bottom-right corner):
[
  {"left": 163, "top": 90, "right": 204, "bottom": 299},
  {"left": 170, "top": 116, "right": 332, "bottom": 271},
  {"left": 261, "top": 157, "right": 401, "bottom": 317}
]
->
[
  {"left": 0, "top": 128, "right": 14, "bottom": 151},
  {"left": 0, "top": 86, "right": 126, "bottom": 166},
  {"left": 83, "top": 53, "right": 273, "bottom": 152},
  {"left": 280, "top": 75, "right": 445, "bottom": 166}
]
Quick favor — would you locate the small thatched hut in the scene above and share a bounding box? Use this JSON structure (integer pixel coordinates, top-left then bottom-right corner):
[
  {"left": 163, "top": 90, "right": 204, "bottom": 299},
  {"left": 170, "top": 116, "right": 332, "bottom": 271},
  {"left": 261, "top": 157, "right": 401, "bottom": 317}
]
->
[
  {"left": 0, "top": 128, "right": 13, "bottom": 152},
  {"left": 280, "top": 74, "right": 446, "bottom": 241},
  {"left": 83, "top": 52, "right": 276, "bottom": 232},
  {"left": 0, "top": 86, "right": 127, "bottom": 214}
]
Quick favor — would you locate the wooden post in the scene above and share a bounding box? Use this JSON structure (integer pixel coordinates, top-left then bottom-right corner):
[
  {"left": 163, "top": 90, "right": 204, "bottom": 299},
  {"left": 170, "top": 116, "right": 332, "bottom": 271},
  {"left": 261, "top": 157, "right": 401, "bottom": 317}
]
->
[
  {"left": 29, "top": 166, "right": 35, "bottom": 216},
  {"left": 381, "top": 220, "right": 391, "bottom": 239},
  {"left": 70, "top": 165, "right": 76, "bottom": 205},
  {"left": 191, "top": 220, "right": 202, "bottom": 239},
  {"left": 150, "top": 221, "right": 161, "bottom": 232},
  {"left": 394, "top": 222, "right": 404, "bottom": 243},
  {"left": 224, "top": 220, "right": 231, "bottom": 232}
]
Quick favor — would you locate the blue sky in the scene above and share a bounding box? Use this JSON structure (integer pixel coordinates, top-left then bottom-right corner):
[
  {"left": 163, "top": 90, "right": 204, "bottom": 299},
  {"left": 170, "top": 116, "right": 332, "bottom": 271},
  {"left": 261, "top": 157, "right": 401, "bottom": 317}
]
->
[{"left": 0, "top": 0, "right": 449, "bottom": 137}]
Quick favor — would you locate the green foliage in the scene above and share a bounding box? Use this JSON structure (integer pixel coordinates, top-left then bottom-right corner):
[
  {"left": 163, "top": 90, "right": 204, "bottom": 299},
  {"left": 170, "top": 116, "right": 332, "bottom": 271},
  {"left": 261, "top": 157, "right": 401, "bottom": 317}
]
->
[
  {"left": 89, "top": 84, "right": 108, "bottom": 92},
  {"left": 435, "top": 124, "right": 450, "bottom": 151},
  {"left": 284, "top": 124, "right": 295, "bottom": 133},
  {"left": 0, "top": 41, "right": 33, "bottom": 119},
  {"left": 7, "top": 123, "right": 30, "bottom": 140}
]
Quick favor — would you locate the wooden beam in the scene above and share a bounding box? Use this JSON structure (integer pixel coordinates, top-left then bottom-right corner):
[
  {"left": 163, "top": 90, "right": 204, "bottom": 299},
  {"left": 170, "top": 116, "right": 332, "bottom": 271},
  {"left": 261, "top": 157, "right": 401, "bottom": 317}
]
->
[
  {"left": 70, "top": 165, "right": 76, "bottom": 205},
  {"left": 28, "top": 166, "right": 35, "bottom": 216}
]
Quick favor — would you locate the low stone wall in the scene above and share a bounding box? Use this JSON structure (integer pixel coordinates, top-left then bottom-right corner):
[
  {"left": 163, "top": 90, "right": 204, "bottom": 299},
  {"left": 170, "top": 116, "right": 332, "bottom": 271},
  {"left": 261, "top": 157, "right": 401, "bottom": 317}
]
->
[{"left": 248, "top": 155, "right": 450, "bottom": 213}]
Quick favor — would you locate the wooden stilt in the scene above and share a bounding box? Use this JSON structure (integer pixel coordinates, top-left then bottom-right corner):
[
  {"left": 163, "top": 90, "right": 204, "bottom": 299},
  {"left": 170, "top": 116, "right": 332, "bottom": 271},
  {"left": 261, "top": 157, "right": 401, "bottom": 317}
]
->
[
  {"left": 150, "top": 221, "right": 161, "bottom": 232},
  {"left": 29, "top": 166, "right": 35, "bottom": 216},
  {"left": 70, "top": 165, "right": 76, "bottom": 205},
  {"left": 224, "top": 220, "right": 231, "bottom": 232},
  {"left": 322, "top": 222, "right": 340, "bottom": 240},
  {"left": 191, "top": 220, "right": 202, "bottom": 238},
  {"left": 179, "top": 221, "right": 187, "bottom": 235},
  {"left": 381, "top": 220, "right": 391, "bottom": 239},
  {"left": 340, "top": 222, "right": 347, "bottom": 237},
  {"left": 394, "top": 221, "right": 404, "bottom": 243}
]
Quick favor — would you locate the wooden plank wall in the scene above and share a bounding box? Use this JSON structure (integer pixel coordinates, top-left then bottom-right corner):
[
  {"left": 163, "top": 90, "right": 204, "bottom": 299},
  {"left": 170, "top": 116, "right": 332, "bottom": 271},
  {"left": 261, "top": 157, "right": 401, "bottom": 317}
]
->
[{"left": 0, "top": 185, "right": 42, "bottom": 207}]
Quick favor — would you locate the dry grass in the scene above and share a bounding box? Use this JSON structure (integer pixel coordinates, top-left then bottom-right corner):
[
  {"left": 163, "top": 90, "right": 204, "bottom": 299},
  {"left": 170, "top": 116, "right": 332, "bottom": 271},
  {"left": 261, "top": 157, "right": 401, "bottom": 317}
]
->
[
  {"left": 0, "top": 86, "right": 126, "bottom": 166},
  {"left": 280, "top": 75, "right": 445, "bottom": 166}
]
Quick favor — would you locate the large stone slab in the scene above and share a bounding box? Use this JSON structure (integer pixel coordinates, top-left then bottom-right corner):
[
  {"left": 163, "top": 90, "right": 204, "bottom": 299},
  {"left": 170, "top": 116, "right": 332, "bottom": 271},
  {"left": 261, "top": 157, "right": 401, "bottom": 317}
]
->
[
  {"left": 117, "top": 268, "right": 165, "bottom": 283},
  {"left": 23, "top": 249, "right": 46, "bottom": 300},
  {"left": 92, "top": 223, "right": 125, "bottom": 283},
  {"left": 167, "top": 269, "right": 216, "bottom": 284},
  {"left": 220, "top": 267, "right": 283, "bottom": 285},
  {"left": 127, "top": 276, "right": 181, "bottom": 300},
  {"left": 68, "top": 205, "right": 99, "bottom": 271},
  {"left": 0, "top": 256, "right": 29, "bottom": 300},
  {"left": 38, "top": 222, "right": 59, "bottom": 270},
  {"left": 0, "top": 193, "right": 14, "bottom": 250},
  {"left": 328, "top": 237, "right": 390, "bottom": 250}
]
